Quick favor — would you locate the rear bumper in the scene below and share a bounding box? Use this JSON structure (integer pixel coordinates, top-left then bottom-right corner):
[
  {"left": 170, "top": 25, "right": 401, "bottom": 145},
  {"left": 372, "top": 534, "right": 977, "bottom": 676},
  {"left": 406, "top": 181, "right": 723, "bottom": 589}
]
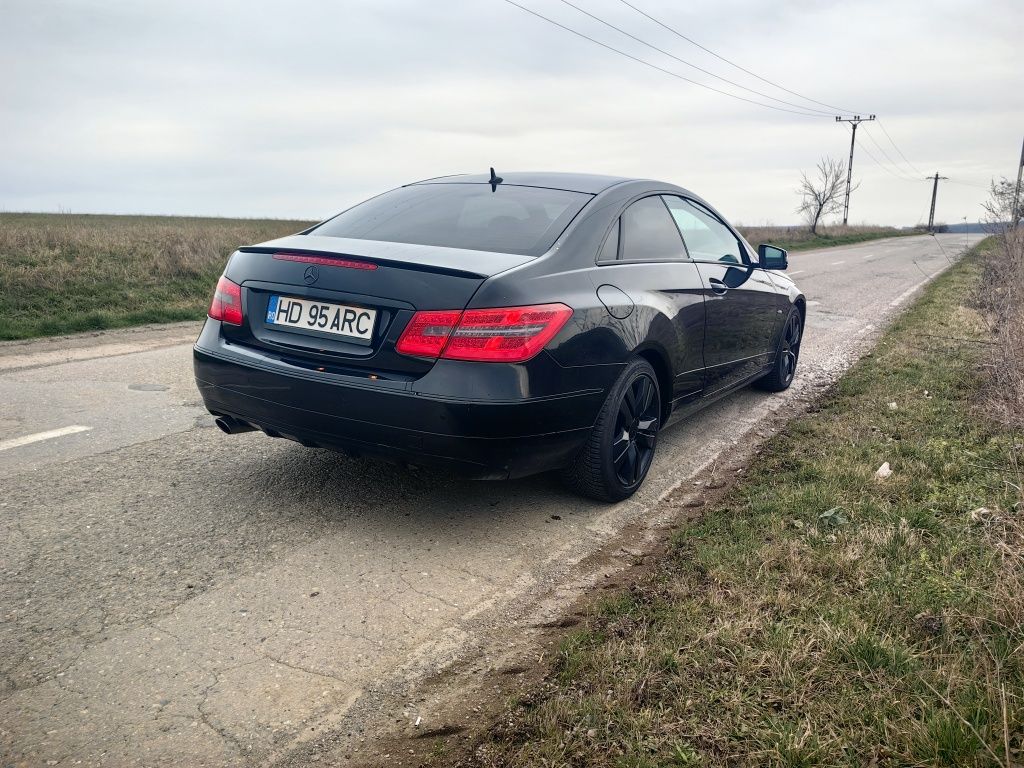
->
[{"left": 193, "top": 322, "right": 617, "bottom": 479}]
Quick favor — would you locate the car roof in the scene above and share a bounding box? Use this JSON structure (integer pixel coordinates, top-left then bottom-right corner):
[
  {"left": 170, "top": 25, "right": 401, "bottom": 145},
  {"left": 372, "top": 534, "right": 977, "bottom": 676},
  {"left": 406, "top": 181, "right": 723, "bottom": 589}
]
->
[{"left": 409, "top": 172, "right": 634, "bottom": 195}]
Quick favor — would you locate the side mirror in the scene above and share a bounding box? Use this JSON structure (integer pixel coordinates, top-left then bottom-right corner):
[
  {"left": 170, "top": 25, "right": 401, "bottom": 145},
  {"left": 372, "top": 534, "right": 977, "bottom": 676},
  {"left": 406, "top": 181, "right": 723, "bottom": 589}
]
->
[{"left": 757, "top": 243, "right": 788, "bottom": 270}]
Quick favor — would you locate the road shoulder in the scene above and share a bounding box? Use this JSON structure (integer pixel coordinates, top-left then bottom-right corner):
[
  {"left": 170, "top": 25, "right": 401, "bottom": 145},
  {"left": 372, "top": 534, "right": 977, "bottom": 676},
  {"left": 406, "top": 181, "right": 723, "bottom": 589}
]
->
[
  {"left": 0, "top": 321, "right": 200, "bottom": 372},
  {"left": 312, "top": 238, "right": 1022, "bottom": 766}
]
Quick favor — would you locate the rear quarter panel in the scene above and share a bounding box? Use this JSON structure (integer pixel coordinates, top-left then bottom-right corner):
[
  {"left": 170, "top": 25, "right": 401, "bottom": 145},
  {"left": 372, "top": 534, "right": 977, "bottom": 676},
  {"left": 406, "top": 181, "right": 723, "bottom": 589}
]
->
[{"left": 470, "top": 181, "right": 708, "bottom": 403}]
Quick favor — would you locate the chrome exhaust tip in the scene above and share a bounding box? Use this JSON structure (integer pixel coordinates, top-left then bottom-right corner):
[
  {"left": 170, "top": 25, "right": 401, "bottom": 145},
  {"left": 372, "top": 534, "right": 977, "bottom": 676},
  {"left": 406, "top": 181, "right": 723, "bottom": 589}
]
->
[{"left": 214, "top": 416, "right": 257, "bottom": 435}]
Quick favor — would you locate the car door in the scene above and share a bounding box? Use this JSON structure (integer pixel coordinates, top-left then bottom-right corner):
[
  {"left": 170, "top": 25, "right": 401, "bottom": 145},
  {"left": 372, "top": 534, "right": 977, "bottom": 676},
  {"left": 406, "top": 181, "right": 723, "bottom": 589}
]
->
[
  {"left": 597, "top": 195, "right": 706, "bottom": 406},
  {"left": 662, "top": 196, "right": 783, "bottom": 395}
]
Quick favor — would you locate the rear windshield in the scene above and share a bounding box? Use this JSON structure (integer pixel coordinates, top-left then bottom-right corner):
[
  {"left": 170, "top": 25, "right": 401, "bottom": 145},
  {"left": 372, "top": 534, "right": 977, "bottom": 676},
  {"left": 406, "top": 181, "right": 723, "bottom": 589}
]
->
[{"left": 310, "top": 183, "right": 592, "bottom": 256}]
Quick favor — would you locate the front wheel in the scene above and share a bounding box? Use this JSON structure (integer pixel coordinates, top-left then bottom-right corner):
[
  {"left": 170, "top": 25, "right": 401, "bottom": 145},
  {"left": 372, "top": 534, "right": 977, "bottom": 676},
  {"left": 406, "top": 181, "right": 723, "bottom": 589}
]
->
[
  {"left": 754, "top": 307, "right": 802, "bottom": 392},
  {"left": 562, "top": 358, "right": 661, "bottom": 502}
]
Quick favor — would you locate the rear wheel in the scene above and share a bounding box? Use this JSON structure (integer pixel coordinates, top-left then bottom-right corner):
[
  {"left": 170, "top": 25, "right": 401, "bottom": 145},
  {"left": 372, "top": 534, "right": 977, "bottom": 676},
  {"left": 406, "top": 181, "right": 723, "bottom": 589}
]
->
[
  {"left": 754, "top": 308, "right": 802, "bottom": 392},
  {"left": 562, "top": 358, "right": 661, "bottom": 502}
]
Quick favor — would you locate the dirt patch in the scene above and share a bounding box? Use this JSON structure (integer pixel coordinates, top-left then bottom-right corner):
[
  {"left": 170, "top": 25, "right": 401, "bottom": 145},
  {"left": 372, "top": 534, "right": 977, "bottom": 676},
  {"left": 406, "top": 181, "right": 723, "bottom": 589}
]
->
[{"left": 277, "top": 400, "right": 810, "bottom": 768}]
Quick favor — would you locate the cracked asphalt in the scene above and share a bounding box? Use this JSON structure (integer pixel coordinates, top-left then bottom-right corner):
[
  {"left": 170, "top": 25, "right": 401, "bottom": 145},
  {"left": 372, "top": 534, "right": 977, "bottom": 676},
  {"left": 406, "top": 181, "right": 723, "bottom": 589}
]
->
[{"left": 0, "top": 234, "right": 979, "bottom": 766}]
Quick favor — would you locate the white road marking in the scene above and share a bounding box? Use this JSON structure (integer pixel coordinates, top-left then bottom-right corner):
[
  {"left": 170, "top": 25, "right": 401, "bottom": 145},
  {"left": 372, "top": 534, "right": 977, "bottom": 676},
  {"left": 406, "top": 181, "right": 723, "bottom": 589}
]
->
[
  {"left": 0, "top": 425, "right": 92, "bottom": 452},
  {"left": 787, "top": 269, "right": 806, "bottom": 276},
  {"left": 831, "top": 260, "right": 846, "bottom": 265},
  {"left": 888, "top": 275, "right": 933, "bottom": 308},
  {"left": 863, "top": 253, "right": 874, "bottom": 260}
]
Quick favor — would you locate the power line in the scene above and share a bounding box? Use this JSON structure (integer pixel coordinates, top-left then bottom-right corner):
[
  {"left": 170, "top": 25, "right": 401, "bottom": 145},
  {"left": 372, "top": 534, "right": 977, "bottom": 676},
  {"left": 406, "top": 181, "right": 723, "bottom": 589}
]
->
[
  {"left": 840, "top": 122, "right": 922, "bottom": 183},
  {"left": 947, "top": 178, "right": 991, "bottom": 190},
  {"left": 616, "top": 0, "right": 863, "bottom": 115},
  {"left": 555, "top": 0, "right": 835, "bottom": 116},
  {"left": 876, "top": 119, "right": 924, "bottom": 176},
  {"left": 915, "top": 198, "right": 930, "bottom": 227},
  {"left": 856, "top": 154, "right": 994, "bottom": 194},
  {"left": 605, "top": 0, "right": 943, "bottom": 188},
  {"left": 861, "top": 125, "right": 916, "bottom": 179},
  {"left": 861, "top": 125, "right": 921, "bottom": 181},
  {"left": 500, "top": 0, "right": 826, "bottom": 117}
]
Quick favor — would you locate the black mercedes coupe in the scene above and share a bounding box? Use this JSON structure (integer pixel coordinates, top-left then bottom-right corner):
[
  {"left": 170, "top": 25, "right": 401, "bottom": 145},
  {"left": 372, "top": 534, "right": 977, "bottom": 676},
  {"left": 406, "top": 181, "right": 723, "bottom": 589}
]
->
[{"left": 194, "top": 171, "right": 804, "bottom": 501}]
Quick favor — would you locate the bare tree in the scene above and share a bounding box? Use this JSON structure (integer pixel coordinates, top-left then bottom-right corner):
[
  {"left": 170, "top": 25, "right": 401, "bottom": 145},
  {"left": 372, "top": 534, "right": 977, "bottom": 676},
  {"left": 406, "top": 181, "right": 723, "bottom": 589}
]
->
[
  {"left": 796, "top": 158, "right": 851, "bottom": 234},
  {"left": 981, "top": 176, "right": 1018, "bottom": 233}
]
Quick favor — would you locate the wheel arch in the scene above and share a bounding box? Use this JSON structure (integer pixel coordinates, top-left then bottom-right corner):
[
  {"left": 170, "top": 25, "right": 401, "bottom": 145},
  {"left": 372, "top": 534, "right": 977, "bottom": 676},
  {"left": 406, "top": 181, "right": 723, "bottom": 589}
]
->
[{"left": 634, "top": 345, "right": 673, "bottom": 425}]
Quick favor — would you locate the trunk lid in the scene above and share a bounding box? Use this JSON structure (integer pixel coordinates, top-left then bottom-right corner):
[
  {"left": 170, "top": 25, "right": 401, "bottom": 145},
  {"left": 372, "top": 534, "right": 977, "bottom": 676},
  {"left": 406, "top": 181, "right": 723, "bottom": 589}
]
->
[{"left": 220, "top": 234, "right": 533, "bottom": 379}]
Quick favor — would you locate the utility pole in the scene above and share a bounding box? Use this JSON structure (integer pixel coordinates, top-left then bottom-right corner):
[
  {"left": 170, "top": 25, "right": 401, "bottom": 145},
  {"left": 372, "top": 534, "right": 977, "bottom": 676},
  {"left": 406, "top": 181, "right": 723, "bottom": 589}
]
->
[
  {"left": 1012, "top": 135, "right": 1024, "bottom": 226},
  {"left": 926, "top": 172, "right": 948, "bottom": 232},
  {"left": 835, "top": 114, "right": 875, "bottom": 225}
]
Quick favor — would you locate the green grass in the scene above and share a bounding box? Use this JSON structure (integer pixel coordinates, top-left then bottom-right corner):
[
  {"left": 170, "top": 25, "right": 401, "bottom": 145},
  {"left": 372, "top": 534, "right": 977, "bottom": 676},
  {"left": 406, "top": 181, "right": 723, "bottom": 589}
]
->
[
  {"left": 0, "top": 212, "right": 314, "bottom": 340},
  {"left": 0, "top": 213, "right": 915, "bottom": 342},
  {"left": 736, "top": 224, "right": 918, "bottom": 252},
  {"left": 468, "top": 237, "right": 1023, "bottom": 767}
]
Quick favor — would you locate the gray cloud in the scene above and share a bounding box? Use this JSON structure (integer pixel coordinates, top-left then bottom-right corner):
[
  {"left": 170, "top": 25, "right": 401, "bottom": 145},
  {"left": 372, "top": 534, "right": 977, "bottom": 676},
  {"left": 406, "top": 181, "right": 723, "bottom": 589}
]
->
[{"left": 1, "top": 0, "right": 1020, "bottom": 225}]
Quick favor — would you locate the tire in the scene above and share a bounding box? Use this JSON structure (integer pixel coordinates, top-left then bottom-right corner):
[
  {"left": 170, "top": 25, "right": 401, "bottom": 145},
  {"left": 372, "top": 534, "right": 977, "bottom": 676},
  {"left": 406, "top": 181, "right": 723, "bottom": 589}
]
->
[
  {"left": 754, "top": 307, "right": 802, "bottom": 392},
  {"left": 562, "top": 357, "right": 662, "bottom": 502}
]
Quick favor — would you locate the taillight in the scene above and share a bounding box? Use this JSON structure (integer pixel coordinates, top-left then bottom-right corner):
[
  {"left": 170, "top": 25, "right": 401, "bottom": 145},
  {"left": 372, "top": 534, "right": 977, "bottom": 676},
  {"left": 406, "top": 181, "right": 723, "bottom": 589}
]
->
[
  {"left": 394, "top": 310, "right": 461, "bottom": 358},
  {"left": 208, "top": 276, "right": 243, "bottom": 326},
  {"left": 445, "top": 304, "right": 573, "bottom": 362},
  {"left": 395, "top": 304, "right": 573, "bottom": 363}
]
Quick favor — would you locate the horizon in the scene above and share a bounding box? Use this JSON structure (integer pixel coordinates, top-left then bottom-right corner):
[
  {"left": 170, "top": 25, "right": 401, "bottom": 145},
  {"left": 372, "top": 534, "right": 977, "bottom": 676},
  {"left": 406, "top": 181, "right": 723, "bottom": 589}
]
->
[
  {"left": 0, "top": 209, "right": 992, "bottom": 230},
  {"left": 2, "top": 0, "right": 1019, "bottom": 226}
]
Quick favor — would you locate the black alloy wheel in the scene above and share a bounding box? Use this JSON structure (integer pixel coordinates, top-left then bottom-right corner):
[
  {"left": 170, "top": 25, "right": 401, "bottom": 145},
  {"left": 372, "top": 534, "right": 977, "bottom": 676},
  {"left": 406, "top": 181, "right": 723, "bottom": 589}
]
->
[
  {"left": 755, "top": 308, "right": 802, "bottom": 392},
  {"left": 612, "top": 372, "right": 660, "bottom": 487},
  {"left": 563, "top": 357, "right": 662, "bottom": 502}
]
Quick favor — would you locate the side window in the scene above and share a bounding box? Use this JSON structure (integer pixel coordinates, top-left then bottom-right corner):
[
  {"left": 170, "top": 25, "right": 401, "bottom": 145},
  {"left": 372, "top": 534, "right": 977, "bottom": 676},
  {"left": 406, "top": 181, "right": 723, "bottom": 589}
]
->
[
  {"left": 619, "top": 196, "right": 687, "bottom": 261},
  {"left": 663, "top": 196, "right": 746, "bottom": 265},
  {"left": 598, "top": 219, "right": 619, "bottom": 261}
]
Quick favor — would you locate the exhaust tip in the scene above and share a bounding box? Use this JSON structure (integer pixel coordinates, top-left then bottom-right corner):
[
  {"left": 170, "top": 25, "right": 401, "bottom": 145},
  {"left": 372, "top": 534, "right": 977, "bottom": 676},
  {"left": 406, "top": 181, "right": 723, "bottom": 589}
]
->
[{"left": 215, "top": 416, "right": 256, "bottom": 435}]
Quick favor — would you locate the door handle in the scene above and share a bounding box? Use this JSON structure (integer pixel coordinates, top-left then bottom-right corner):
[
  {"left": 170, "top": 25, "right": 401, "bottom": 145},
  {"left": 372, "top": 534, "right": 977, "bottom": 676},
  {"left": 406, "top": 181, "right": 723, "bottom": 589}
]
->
[{"left": 708, "top": 278, "right": 729, "bottom": 295}]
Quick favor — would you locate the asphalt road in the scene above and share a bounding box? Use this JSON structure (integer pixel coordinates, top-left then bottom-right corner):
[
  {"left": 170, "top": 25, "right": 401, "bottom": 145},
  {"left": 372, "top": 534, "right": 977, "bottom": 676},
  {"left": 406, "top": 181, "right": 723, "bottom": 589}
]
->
[{"left": 0, "top": 233, "right": 980, "bottom": 766}]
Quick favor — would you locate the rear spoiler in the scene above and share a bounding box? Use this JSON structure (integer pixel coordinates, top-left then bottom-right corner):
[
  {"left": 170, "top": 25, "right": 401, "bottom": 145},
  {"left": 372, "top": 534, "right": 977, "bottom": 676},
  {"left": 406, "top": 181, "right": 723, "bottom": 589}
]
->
[{"left": 241, "top": 234, "right": 535, "bottom": 281}]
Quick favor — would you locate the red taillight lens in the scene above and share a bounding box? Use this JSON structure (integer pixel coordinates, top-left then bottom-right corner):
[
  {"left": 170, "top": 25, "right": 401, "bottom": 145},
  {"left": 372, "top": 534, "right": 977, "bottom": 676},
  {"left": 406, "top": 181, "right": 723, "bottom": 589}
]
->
[
  {"left": 208, "top": 276, "right": 243, "bottom": 326},
  {"left": 394, "top": 310, "right": 462, "bottom": 358},
  {"left": 445, "top": 304, "right": 573, "bottom": 362},
  {"left": 395, "top": 304, "right": 573, "bottom": 363}
]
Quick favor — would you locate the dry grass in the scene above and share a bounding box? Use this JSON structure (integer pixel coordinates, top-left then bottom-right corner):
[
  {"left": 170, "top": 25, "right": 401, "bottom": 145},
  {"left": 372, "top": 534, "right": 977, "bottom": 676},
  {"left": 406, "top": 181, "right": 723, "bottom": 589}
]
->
[
  {"left": 0, "top": 213, "right": 910, "bottom": 341},
  {"left": 0, "top": 212, "right": 314, "bottom": 339},
  {"left": 736, "top": 223, "right": 913, "bottom": 252},
  {"left": 975, "top": 226, "right": 1024, "bottom": 428},
  {"left": 462, "top": 238, "right": 1023, "bottom": 767}
]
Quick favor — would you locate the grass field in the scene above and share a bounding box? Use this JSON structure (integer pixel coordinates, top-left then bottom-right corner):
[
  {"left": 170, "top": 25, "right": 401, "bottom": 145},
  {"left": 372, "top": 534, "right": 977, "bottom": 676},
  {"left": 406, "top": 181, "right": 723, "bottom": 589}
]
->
[
  {"left": 466, "top": 238, "right": 1024, "bottom": 767},
  {"left": 0, "top": 213, "right": 908, "bottom": 341},
  {"left": 0, "top": 213, "right": 313, "bottom": 340},
  {"left": 738, "top": 223, "right": 915, "bottom": 252}
]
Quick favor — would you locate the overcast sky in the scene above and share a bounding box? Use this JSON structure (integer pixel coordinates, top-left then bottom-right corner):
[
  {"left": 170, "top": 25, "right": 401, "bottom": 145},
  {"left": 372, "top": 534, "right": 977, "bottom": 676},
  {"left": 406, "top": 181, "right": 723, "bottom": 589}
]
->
[{"left": 1, "top": 0, "right": 1020, "bottom": 226}]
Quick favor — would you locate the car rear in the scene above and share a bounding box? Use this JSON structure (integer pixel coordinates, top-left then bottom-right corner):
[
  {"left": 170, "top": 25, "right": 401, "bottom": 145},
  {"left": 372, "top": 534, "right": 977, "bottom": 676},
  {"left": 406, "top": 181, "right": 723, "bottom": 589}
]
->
[{"left": 193, "top": 179, "right": 613, "bottom": 478}]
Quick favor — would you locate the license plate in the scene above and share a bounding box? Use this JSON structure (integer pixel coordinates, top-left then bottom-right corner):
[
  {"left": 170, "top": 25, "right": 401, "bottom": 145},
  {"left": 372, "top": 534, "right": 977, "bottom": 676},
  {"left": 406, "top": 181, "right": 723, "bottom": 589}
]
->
[{"left": 265, "top": 295, "right": 377, "bottom": 341}]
